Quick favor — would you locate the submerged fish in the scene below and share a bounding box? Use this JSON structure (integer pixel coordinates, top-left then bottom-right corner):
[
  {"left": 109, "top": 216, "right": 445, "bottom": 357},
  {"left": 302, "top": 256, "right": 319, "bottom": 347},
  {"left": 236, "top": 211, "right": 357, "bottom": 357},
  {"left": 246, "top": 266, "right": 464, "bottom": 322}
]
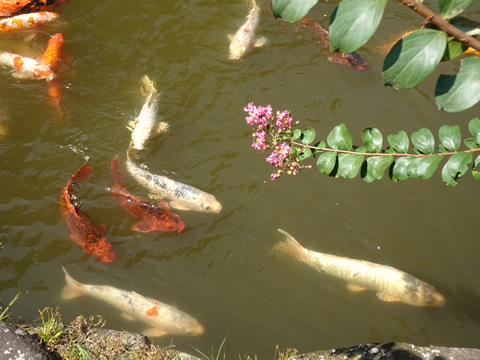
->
[
  {"left": 273, "top": 229, "right": 446, "bottom": 307},
  {"left": 110, "top": 157, "right": 186, "bottom": 233},
  {"left": 0, "top": 0, "right": 70, "bottom": 17},
  {"left": 125, "top": 156, "right": 222, "bottom": 213},
  {"left": 0, "top": 51, "right": 55, "bottom": 80},
  {"left": 0, "top": 11, "right": 59, "bottom": 32},
  {"left": 228, "top": 0, "right": 266, "bottom": 59},
  {"left": 60, "top": 158, "right": 116, "bottom": 262},
  {"left": 61, "top": 267, "right": 204, "bottom": 337},
  {"left": 41, "top": 32, "right": 64, "bottom": 72},
  {"left": 298, "top": 16, "right": 368, "bottom": 71},
  {"left": 128, "top": 75, "right": 168, "bottom": 152}
]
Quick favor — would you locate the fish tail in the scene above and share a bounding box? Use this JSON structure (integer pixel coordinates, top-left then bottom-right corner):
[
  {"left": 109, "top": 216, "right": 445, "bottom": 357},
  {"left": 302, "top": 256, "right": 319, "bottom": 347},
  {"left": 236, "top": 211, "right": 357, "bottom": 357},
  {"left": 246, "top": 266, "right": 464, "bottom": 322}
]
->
[
  {"left": 61, "top": 267, "right": 85, "bottom": 299},
  {"left": 126, "top": 141, "right": 136, "bottom": 160},
  {"left": 110, "top": 156, "right": 125, "bottom": 185},
  {"left": 71, "top": 157, "right": 92, "bottom": 183},
  {"left": 273, "top": 229, "right": 308, "bottom": 263},
  {"left": 140, "top": 75, "right": 157, "bottom": 98}
]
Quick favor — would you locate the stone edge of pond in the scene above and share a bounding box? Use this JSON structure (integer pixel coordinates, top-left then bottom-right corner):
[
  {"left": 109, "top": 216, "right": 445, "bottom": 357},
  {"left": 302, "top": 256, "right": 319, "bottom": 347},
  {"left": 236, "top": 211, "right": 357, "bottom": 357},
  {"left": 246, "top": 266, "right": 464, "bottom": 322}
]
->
[{"left": 2, "top": 320, "right": 480, "bottom": 359}]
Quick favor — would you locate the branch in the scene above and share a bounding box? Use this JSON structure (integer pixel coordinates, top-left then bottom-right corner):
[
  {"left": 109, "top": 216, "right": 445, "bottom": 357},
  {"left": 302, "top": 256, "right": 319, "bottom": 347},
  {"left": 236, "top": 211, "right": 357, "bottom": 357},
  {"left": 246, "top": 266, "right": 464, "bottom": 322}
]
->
[{"left": 398, "top": 0, "right": 480, "bottom": 52}]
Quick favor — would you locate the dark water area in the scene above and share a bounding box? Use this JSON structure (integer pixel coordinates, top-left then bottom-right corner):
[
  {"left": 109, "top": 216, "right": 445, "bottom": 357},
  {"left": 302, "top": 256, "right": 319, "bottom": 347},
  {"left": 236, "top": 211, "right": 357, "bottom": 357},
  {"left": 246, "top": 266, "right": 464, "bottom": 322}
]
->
[{"left": 1, "top": 0, "right": 480, "bottom": 358}]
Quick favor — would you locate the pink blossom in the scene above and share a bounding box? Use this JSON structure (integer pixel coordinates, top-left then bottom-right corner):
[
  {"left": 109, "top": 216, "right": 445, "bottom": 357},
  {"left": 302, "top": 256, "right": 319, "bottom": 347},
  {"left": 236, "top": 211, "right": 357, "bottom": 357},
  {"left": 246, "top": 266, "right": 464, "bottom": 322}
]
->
[
  {"left": 244, "top": 103, "right": 273, "bottom": 127},
  {"left": 270, "top": 172, "right": 279, "bottom": 181},
  {"left": 276, "top": 110, "right": 293, "bottom": 130},
  {"left": 265, "top": 142, "right": 290, "bottom": 165},
  {"left": 252, "top": 130, "right": 266, "bottom": 150}
]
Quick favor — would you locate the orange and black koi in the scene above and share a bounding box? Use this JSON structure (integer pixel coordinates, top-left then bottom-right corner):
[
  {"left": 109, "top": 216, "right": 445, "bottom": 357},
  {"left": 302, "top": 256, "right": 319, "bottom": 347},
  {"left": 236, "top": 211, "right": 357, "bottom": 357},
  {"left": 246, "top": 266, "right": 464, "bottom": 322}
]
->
[
  {"left": 298, "top": 16, "right": 369, "bottom": 71},
  {"left": 60, "top": 158, "right": 116, "bottom": 262},
  {"left": 1, "top": 0, "right": 70, "bottom": 17},
  {"left": 110, "top": 157, "right": 186, "bottom": 233}
]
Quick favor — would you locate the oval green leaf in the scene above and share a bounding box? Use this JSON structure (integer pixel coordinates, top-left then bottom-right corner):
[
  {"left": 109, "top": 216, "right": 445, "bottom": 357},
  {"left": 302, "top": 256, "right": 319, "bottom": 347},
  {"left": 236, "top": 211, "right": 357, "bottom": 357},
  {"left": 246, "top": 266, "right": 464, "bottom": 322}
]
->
[
  {"left": 337, "top": 153, "right": 364, "bottom": 179},
  {"left": 383, "top": 29, "right": 447, "bottom": 89},
  {"left": 362, "top": 155, "right": 394, "bottom": 182},
  {"left": 441, "top": 38, "right": 464, "bottom": 61},
  {"left": 387, "top": 130, "right": 409, "bottom": 153},
  {"left": 301, "top": 128, "right": 316, "bottom": 145},
  {"left": 329, "top": 0, "right": 388, "bottom": 53},
  {"left": 292, "top": 128, "right": 302, "bottom": 140},
  {"left": 272, "top": 0, "right": 318, "bottom": 23},
  {"left": 468, "top": 117, "right": 480, "bottom": 144},
  {"left": 317, "top": 152, "right": 336, "bottom": 174},
  {"left": 361, "top": 127, "right": 383, "bottom": 153},
  {"left": 441, "top": 151, "right": 473, "bottom": 186},
  {"left": 411, "top": 128, "right": 435, "bottom": 154},
  {"left": 435, "top": 57, "right": 480, "bottom": 112},
  {"left": 439, "top": 124, "right": 461, "bottom": 151},
  {"left": 327, "top": 124, "right": 353, "bottom": 151},
  {"left": 438, "top": 0, "right": 474, "bottom": 20},
  {"left": 391, "top": 156, "right": 415, "bottom": 182},
  {"left": 406, "top": 155, "right": 444, "bottom": 179},
  {"left": 472, "top": 171, "right": 480, "bottom": 182},
  {"left": 297, "top": 147, "right": 312, "bottom": 161}
]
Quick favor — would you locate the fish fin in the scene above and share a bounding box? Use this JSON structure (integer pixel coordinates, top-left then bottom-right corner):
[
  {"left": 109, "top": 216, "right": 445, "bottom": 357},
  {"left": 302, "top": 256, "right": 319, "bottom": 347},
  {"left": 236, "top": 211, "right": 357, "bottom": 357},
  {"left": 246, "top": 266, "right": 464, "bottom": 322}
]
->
[
  {"left": 347, "top": 283, "right": 367, "bottom": 292},
  {"left": 70, "top": 234, "right": 83, "bottom": 246},
  {"left": 168, "top": 201, "right": 192, "bottom": 211},
  {"left": 61, "top": 267, "right": 84, "bottom": 299},
  {"left": 97, "top": 224, "right": 107, "bottom": 232},
  {"left": 148, "top": 192, "right": 163, "bottom": 201},
  {"left": 377, "top": 293, "right": 402, "bottom": 302},
  {"left": 254, "top": 37, "right": 267, "bottom": 47},
  {"left": 227, "top": 34, "right": 233, "bottom": 41},
  {"left": 132, "top": 220, "right": 154, "bottom": 233},
  {"left": 157, "top": 201, "right": 170, "bottom": 210},
  {"left": 143, "top": 328, "right": 168, "bottom": 337},
  {"left": 154, "top": 122, "right": 169, "bottom": 134},
  {"left": 272, "top": 229, "right": 308, "bottom": 263},
  {"left": 121, "top": 312, "right": 137, "bottom": 321}
]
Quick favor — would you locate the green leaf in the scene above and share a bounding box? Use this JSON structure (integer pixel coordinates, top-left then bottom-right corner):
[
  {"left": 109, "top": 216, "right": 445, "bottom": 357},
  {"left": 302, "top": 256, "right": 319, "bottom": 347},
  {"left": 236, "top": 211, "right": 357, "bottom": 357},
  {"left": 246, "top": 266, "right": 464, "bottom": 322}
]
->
[
  {"left": 329, "top": 0, "right": 388, "bottom": 53},
  {"left": 441, "top": 151, "right": 473, "bottom": 186},
  {"left": 406, "top": 155, "right": 444, "bottom": 179},
  {"left": 387, "top": 131, "right": 409, "bottom": 153},
  {"left": 301, "top": 128, "right": 316, "bottom": 145},
  {"left": 436, "top": 57, "right": 480, "bottom": 112},
  {"left": 439, "top": 124, "right": 461, "bottom": 151},
  {"left": 272, "top": 0, "right": 318, "bottom": 23},
  {"left": 297, "top": 147, "right": 312, "bottom": 161},
  {"left": 464, "top": 138, "right": 477, "bottom": 150},
  {"left": 391, "top": 156, "right": 415, "bottom": 182},
  {"left": 383, "top": 29, "right": 447, "bottom": 89},
  {"left": 362, "top": 155, "right": 394, "bottom": 182},
  {"left": 468, "top": 117, "right": 480, "bottom": 144},
  {"left": 361, "top": 127, "right": 383, "bottom": 153},
  {"left": 411, "top": 128, "right": 435, "bottom": 154},
  {"left": 438, "top": 0, "right": 475, "bottom": 20},
  {"left": 474, "top": 154, "right": 480, "bottom": 168},
  {"left": 312, "top": 140, "right": 326, "bottom": 155},
  {"left": 317, "top": 152, "right": 336, "bottom": 174},
  {"left": 292, "top": 129, "right": 302, "bottom": 140},
  {"left": 336, "top": 153, "right": 364, "bottom": 179},
  {"left": 472, "top": 171, "right": 480, "bottom": 181},
  {"left": 441, "top": 38, "right": 464, "bottom": 61},
  {"left": 327, "top": 124, "right": 353, "bottom": 151}
]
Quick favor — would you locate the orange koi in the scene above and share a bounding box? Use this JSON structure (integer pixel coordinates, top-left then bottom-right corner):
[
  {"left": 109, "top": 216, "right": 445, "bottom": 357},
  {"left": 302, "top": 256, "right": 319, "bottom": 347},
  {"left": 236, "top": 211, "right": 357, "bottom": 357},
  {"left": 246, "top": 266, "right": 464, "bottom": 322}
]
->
[
  {"left": 110, "top": 157, "right": 186, "bottom": 233},
  {"left": 1, "top": 0, "right": 70, "bottom": 17},
  {"left": 0, "top": 51, "right": 54, "bottom": 80},
  {"left": 60, "top": 158, "right": 116, "bottom": 262},
  {"left": 41, "top": 32, "right": 63, "bottom": 71},
  {"left": 297, "top": 16, "right": 369, "bottom": 71},
  {"left": 0, "top": 11, "right": 59, "bottom": 32}
]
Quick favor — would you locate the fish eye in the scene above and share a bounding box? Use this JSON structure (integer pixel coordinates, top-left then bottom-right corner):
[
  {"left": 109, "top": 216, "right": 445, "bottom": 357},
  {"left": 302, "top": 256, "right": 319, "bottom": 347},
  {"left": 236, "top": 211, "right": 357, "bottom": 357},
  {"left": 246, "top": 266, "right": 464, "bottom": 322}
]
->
[
  {"left": 426, "top": 298, "right": 432, "bottom": 304},
  {"left": 203, "top": 205, "right": 210, "bottom": 211}
]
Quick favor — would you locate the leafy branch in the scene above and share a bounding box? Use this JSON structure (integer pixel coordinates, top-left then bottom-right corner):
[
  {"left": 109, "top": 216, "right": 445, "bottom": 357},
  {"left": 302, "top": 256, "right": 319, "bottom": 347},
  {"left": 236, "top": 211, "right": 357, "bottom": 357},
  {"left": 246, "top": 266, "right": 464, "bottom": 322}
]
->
[
  {"left": 244, "top": 103, "right": 480, "bottom": 186},
  {"left": 272, "top": 0, "right": 480, "bottom": 112}
]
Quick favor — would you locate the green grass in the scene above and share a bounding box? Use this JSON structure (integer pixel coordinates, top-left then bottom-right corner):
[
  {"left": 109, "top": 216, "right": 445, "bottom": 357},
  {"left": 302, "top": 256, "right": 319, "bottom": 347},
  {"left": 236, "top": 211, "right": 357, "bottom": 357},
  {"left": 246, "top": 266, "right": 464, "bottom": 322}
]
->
[
  {"left": 36, "top": 307, "right": 65, "bottom": 348},
  {"left": 0, "top": 291, "right": 21, "bottom": 322},
  {"left": 191, "top": 334, "right": 228, "bottom": 360}
]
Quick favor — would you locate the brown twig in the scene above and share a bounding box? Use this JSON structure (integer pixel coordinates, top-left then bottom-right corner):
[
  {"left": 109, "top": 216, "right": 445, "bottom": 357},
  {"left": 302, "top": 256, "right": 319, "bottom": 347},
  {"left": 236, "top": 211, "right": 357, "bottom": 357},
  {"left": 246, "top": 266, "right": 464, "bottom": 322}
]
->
[{"left": 398, "top": 0, "right": 480, "bottom": 52}]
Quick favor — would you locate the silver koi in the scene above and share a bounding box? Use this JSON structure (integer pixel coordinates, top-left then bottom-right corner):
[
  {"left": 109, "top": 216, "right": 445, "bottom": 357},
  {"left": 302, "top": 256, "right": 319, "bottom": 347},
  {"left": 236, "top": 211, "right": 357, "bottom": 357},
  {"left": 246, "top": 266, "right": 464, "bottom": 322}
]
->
[
  {"left": 273, "top": 229, "right": 446, "bottom": 307},
  {"left": 125, "top": 156, "right": 222, "bottom": 213},
  {"left": 228, "top": 0, "right": 266, "bottom": 59},
  {"left": 61, "top": 267, "right": 204, "bottom": 337},
  {"left": 128, "top": 75, "right": 168, "bottom": 152}
]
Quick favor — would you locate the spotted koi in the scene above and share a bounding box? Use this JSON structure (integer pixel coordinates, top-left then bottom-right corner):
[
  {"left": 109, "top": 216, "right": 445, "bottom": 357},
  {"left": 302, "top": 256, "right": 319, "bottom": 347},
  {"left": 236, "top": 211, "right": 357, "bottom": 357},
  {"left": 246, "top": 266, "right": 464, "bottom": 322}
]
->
[
  {"left": 0, "top": 11, "right": 59, "bottom": 32},
  {"left": 0, "top": 51, "right": 55, "bottom": 80}
]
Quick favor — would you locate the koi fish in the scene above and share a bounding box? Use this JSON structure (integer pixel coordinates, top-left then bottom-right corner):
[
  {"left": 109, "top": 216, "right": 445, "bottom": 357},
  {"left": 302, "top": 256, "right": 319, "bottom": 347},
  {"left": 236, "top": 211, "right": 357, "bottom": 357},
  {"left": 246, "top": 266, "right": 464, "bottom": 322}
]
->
[
  {"left": 41, "top": 32, "right": 63, "bottom": 72},
  {"left": 61, "top": 267, "right": 204, "bottom": 337},
  {"left": 298, "top": 16, "right": 368, "bottom": 71},
  {"left": 228, "top": 0, "right": 266, "bottom": 59},
  {"left": 110, "top": 157, "right": 186, "bottom": 233},
  {"left": 0, "top": 11, "right": 59, "bottom": 32},
  {"left": 0, "top": 51, "right": 55, "bottom": 80},
  {"left": 125, "top": 156, "right": 222, "bottom": 213},
  {"left": 128, "top": 75, "right": 168, "bottom": 152},
  {"left": 273, "top": 229, "right": 446, "bottom": 307},
  {"left": 0, "top": 0, "right": 70, "bottom": 17},
  {"left": 60, "top": 158, "right": 116, "bottom": 262}
]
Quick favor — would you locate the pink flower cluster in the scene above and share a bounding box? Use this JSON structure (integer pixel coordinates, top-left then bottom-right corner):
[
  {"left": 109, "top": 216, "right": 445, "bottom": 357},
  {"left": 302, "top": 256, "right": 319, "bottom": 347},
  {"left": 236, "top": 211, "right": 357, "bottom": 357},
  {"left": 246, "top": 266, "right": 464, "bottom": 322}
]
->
[
  {"left": 244, "top": 103, "right": 273, "bottom": 127},
  {"left": 266, "top": 142, "right": 290, "bottom": 165}
]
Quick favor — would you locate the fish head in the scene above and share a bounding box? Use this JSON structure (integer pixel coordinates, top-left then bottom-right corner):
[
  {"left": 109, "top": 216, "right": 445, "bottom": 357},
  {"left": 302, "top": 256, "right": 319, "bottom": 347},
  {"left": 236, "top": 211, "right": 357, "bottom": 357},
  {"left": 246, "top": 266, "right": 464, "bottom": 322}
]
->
[
  {"left": 412, "top": 284, "right": 446, "bottom": 307},
  {"left": 229, "top": 42, "right": 247, "bottom": 60},
  {"left": 175, "top": 318, "right": 204, "bottom": 336},
  {"left": 149, "top": 212, "right": 186, "bottom": 233},
  {"left": 92, "top": 240, "right": 116, "bottom": 263},
  {"left": 199, "top": 194, "right": 222, "bottom": 213}
]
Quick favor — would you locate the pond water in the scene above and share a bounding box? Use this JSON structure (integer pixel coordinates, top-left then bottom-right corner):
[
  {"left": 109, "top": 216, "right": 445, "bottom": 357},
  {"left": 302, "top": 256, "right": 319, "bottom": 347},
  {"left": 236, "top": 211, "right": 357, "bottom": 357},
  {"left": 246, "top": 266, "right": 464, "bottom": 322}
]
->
[{"left": 1, "top": 0, "right": 480, "bottom": 358}]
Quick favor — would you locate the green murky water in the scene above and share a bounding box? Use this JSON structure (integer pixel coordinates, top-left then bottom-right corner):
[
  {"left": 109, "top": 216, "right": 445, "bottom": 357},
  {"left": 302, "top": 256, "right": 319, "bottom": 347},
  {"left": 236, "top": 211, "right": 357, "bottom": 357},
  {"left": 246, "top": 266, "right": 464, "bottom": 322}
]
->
[{"left": 1, "top": 0, "right": 480, "bottom": 357}]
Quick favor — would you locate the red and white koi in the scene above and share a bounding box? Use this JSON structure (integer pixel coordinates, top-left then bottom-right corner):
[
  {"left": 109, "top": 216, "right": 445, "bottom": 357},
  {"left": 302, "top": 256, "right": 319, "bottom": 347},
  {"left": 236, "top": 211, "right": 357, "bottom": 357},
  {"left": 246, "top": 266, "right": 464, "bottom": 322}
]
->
[
  {"left": 128, "top": 75, "right": 168, "bottom": 152},
  {"left": 0, "top": 11, "right": 59, "bottom": 32},
  {"left": 62, "top": 267, "right": 204, "bottom": 337},
  {"left": 0, "top": 0, "right": 70, "bottom": 17},
  {"left": 0, "top": 51, "right": 54, "bottom": 80},
  {"left": 228, "top": 0, "right": 266, "bottom": 59}
]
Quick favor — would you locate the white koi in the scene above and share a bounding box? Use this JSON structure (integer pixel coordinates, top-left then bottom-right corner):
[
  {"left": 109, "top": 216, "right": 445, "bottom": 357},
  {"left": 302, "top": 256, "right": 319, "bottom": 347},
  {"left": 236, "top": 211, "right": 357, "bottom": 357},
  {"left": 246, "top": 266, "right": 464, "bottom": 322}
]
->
[
  {"left": 273, "top": 229, "right": 446, "bottom": 307},
  {"left": 61, "top": 267, "right": 204, "bottom": 337},
  {"left": 0, "top": 51, "right": 55, "bottom": 81},
  {"left": 128, "top": 75, "right": 168, "bottom": 152},
  {"left": 228, "top": 0, "right": 266, "bottom": 59},
  {"left": 0, "top": 12, "right": 59, "bottom": 32},
  {"left": 125, "top": 156, "right": 222, "bottom": 213}
]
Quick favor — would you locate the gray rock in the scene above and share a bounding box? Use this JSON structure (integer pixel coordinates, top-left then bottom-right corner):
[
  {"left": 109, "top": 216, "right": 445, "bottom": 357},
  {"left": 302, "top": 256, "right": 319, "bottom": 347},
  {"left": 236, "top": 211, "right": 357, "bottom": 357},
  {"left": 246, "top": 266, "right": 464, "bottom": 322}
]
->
[{"left": 0, "top": 322, "right": 60, "bottom": 360}]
